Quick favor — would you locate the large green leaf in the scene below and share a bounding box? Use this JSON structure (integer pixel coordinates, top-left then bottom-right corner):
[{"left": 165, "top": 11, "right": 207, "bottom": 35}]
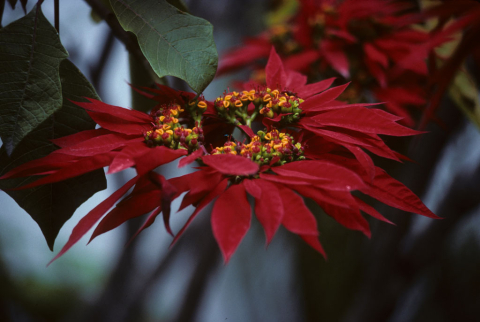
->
[
  {"left": 0, "top": 60, "right": 107, "bottom": 250},
  {"left": 0, "top": 5, "right": 68, "bottom": 155},
  {"left": 110, "top": 0, "right": 218, "bottom": 93}
]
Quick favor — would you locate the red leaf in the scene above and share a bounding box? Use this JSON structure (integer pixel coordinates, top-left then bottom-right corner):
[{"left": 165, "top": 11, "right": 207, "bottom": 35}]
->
[
  {"left": 243, "top": 179, "right": 284, "bottom": 244},
  {"left": 300, "top": 234, "right": 326, "bottom": 258},
  {"left": 211, "top": 184, "right": 251, "bottom": 263},
  {"left": 343, "top": 144, "right": 375, "bottom": 182},
  {"left": 134, "top": 146, "right": 187, "bottom": 176},
  {"left": 86, "top": 111, "right": 151, "bottom": 135},
  {"left": 364, "top": 43, "right": 389, "bottom": 68},
  {"left": 178, "top": 149, "right": 204, "bottom": 168},
  {"left": 273, "top": 160, "right": 366, "bottom": 191},
  {"left": 202, "top": 154, "right": 259, "bottom": 176},
  {"left": 303, "top": 102, "right": 384, "bottom": 113},
  {"left": 171, "top": 178, "right": 229, "bottom": 247},
  {"left": 126, "top": 206, "right": 162, "bottom": 246},
  {"left": 89, "top": 187, "right": 161, "bottom": 243},
  {"left": 354, "top": 196, "right": 394, "bottom": 225},
  {"left": 237, "top": 125, "right": 255, "bottom": 138},
  {"left": 292, "top": 184, "right": 359, "bottom": 210},
  {"left": 53, "top": 134, "right": 128, "bottom": 157},
  {"left": 17, "top": 153, "right": 114, "bottom": 190},
  {"left": 296, "top": 77, "right": 336, "bottom": 98},
  {"left": 300, "top": 124, "right": 372, "bottom": 147},
  {"left": 149, "top": 172, "right": 178, "bottom": 236},
  {"left": 48, "top": 176, "right": 139, "bottom": 265},
  {"left": 179, "top": 171, "right": 223, "bottom": 211},
  {"left": 320, "top": 202, "right": 371, "bottom": 237},
  {"left": 107, "top": 141, "right": 151, "bottom": 174},
  {"left": 321, "top": 41, "right": 350, "bottom": 78},
  {"left": 361, "top": 168, "right": 439, "bottom": 218},
  {"left": 259, "top": 173, "right": 315, "bottom": 186},
  {"left": 312, "top": 106, "right": 421, "bottom": 136},
  {"left": 265, "top": 47, "right": 287, "bottom": 89},
  {"left": 284, "top": 50, "right": 319, "bottom": 74},
  {"left": 277, "top": 185, "right": 319, "bottom": 236},
  {"left": 216, "top": 38, "right": 271, "bottom": 76},
  {"left": 0, "top": 153, "right": 77, "bottom": 180},
  {"left": 168, "top": 173, "right": 196, "bottom": 199},
  {"left": 74, "top": 98, "right": 152, "bottom": 123},
  {"left": 51, "top": 128, "right": 111, "bottom": 148},
  {"left": 300, "top": 83, "right": 350, "bottom": 110}
]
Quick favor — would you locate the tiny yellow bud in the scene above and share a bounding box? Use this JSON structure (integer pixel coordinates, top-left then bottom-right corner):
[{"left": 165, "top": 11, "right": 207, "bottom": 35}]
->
[
  {"left": 159, "top": 116, "right": 166, "bottom": 122},
  {"left": 197, "top": 101, "right": 207, "bottom": 109}
]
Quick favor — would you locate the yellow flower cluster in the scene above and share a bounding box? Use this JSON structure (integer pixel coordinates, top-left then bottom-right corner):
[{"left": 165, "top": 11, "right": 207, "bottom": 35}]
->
[
  {"left": 214, "top": 88, "right": 304, "bottom": 124},
  {"left": 144, "top": 102, "right": 205, "bottom": 151},
  {"left": 212, "top": 129, "right": 305, "bottom": 166}
]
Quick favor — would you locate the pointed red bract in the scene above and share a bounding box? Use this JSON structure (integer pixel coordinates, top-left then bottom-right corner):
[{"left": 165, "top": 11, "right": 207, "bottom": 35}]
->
[
  {"left": 202, "top": 154, "right": 259, "bottom": 176},
  {"left": 244, "top": 179, "right": 284, "bottom": 245},
  {"left": 127, "top": 206, "right": 162, "bottom": 246},
  {"left": 76, "top": 98, "right": 152, "bottom": 123},
  {"left": 361, "top": 169, "right": 440, "bottom": 219},
  {"left": 178, "top": 149, "right": 204, "bottom": 168},
  {"left": 134, "top": 147, "right": 187, "bottom": 176},
  {"left": 311, "top": 106, "right": 421, "bottom": 136},
  {"left": 277, "top": 185, "right": 319, "bottom": 236},
  {"left": 211, "top": 184, "right": 251, "bottom": 263},
  {"left": 89, "top": 188, "right": 161, "bottom": 243},
  {"left": 47, "top": 176, "right": 139, "bottom": 265},
  {"left": 17, "top": 153, "right": 114, "bottom": 190},
  {"left": 52, "top": 134, "right": 128, "bottom": 157},
  {"left": 300, "top": 83, "right": 351, "bottom": 110},
  {"left": 171, "top": 178, "right": 229, "bottom": 247},
  {"left": 265, "top": 47, "right": 287, "bottom": 89},
  {"left": 296, "top": 77, "right": 336, "bottom": 98}
]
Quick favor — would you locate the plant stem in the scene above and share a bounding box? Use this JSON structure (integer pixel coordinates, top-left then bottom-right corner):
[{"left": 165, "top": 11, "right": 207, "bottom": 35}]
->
[{"left": 54, "top": 0, "right": 59, "bottom": 33}]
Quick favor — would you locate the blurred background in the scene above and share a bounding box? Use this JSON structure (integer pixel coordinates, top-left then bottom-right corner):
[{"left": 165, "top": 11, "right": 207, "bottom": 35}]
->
[{"left": 1, "top": 0, "right": 480, "bottom": 321}]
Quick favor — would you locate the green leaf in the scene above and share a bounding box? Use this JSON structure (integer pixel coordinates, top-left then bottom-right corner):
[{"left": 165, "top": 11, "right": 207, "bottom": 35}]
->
[
  {"left": 110, "top": 0, "right": 218, "bottom": 93},
  {"left": 448, "top": 67, "right": 480, "bottom": 130},
  {"left": 0, "top": 5, "right": 68, "bottom": 155},
  {"left": 0, "top": 60, "right": 107, "bottom": 250}
]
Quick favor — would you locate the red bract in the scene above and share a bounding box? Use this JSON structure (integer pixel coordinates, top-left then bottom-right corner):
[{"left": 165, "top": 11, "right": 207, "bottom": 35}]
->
[
  {"left": 1, "top": 99, "right": 192, "bottom": 264},
  {"left": 169, "top": 152, "right": 437, "bottom": 263},
  {"left": 217, "top": 0, "right": 450, "bottom": 126},
  {"left": 420, "top": 0, "right": 480, "bottom": 129}
]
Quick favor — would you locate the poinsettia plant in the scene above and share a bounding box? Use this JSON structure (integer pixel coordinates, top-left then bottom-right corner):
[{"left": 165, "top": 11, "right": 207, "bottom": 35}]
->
[
  {"left": 1, "top": 43, "right": 438, "bottom": 264},
  {"left": 2, "top": 0, "right": 477, "bottom": 265}
]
